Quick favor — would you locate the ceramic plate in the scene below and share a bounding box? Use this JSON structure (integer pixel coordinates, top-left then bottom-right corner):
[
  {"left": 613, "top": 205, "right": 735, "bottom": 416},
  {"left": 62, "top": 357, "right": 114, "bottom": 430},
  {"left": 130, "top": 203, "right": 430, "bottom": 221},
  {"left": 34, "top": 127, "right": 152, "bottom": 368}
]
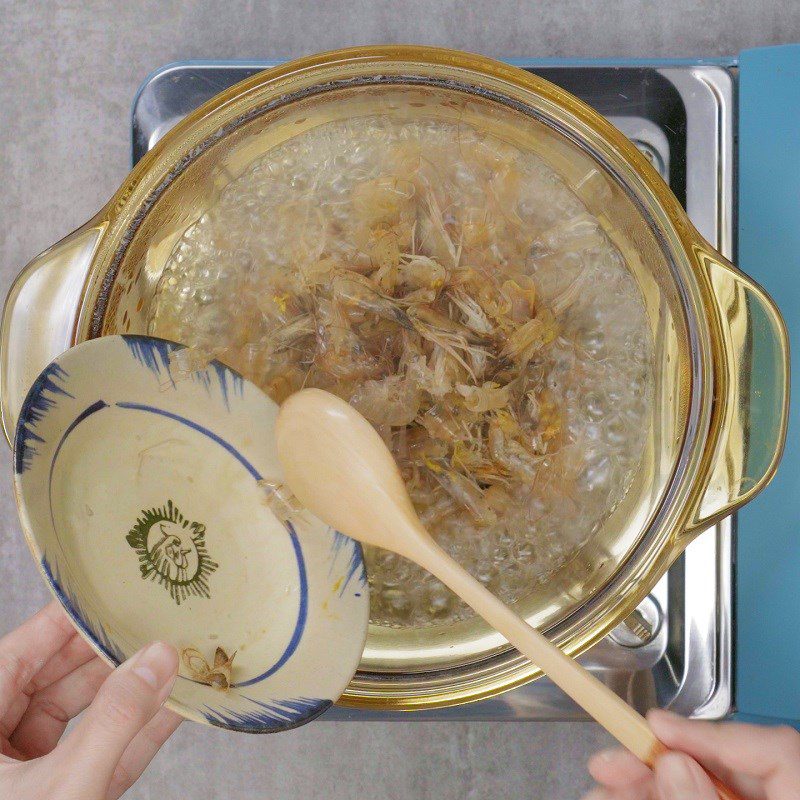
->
[{"left": 13, "top": 335, "right": 369, "bottom": 733}]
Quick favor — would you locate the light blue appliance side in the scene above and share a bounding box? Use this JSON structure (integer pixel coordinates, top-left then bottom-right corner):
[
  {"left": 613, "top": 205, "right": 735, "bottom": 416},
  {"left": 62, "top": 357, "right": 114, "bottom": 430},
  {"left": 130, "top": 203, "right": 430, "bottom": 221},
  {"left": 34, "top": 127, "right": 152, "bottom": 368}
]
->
[{"left": 737, "top": 44, "right": 800, "bottom": 724}]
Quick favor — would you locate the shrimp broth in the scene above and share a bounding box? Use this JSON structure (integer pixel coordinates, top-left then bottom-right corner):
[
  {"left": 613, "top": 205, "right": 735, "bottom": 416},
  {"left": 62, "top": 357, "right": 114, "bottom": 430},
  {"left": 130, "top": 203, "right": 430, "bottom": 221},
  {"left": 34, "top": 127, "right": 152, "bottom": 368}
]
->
[{"left": 148, "top": 91, "right": 654, "bottom": 628}]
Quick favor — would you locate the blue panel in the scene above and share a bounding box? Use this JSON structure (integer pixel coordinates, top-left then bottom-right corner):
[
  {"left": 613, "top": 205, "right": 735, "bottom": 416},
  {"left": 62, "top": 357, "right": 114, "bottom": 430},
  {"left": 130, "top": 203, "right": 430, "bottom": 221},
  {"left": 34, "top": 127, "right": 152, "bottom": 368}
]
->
[{"left": 737, "top": 45, "right": 800, "bottom": 721}]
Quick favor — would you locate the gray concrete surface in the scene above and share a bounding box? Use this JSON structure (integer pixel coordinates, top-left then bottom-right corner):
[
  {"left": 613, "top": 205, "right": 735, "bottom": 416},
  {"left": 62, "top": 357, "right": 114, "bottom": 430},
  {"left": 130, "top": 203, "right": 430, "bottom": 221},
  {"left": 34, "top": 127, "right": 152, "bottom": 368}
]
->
[{"left": 1, "top": 1, "right": 799, "bottom": 797}]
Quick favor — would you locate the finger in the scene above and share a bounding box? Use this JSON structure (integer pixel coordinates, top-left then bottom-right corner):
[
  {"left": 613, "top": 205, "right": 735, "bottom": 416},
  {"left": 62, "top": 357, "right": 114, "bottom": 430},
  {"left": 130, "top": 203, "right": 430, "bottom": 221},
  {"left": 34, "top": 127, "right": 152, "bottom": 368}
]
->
[
  {"left": 0, "top": 736, "right": 26, "bottom": 760},
  {"left": 107, "top": 707, "right": 182, "bottom": 800},
  {"left": 0, "top": 693, "right": 29, "bottom": 741},
  {"left": 58, "top": 642, "right": 177, "bottom": 794},
  {"left": 649, "top": 709, "right": 800, "bottom": 783},
  {"left": 26, "top": 632, "right": 96, "bottom": 693},
  {"left": 0, "top": 602, "right": 76, "bottom": 717},
  {"left": 653, "top": 751, "right": 716, "bottom": 800},
  {"left": 10, "top": 657, "right": 111, "bottom": 758},
  {"left": 1, "top": 633, "right": 97, "bottom": 738},
  {"left": 589, "top": 749, "right": 652, "bottom": 788}
]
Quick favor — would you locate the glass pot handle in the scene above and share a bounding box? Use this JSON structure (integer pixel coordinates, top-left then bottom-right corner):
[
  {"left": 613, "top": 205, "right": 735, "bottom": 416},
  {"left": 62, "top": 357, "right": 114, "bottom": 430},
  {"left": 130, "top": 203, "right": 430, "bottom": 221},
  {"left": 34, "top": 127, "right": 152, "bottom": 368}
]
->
[
  {"left": 0, "top": 223, "right": 104, "bottom": 446},
  {"left": 687, "top": 243, "right": 790, "bottom": 533}
]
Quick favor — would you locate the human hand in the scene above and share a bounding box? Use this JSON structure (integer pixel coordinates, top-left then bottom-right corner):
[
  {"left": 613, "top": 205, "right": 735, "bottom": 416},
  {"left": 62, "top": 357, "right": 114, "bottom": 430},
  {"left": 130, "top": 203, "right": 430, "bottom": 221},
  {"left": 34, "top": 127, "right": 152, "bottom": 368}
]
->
[
  {"left": 0, "top": 601, "right": 181, "bottom": 799},
  {"left": 584, "top": 709, "right": 800, "bottom": 799}
]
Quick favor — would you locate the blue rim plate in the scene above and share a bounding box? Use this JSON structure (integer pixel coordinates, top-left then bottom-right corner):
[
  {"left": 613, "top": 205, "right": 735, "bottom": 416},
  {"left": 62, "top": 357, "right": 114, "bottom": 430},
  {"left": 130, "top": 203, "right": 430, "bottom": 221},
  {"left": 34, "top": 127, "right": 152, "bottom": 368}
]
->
[{"left": 13, "top": 335, "right": 369, "bottom": 733}]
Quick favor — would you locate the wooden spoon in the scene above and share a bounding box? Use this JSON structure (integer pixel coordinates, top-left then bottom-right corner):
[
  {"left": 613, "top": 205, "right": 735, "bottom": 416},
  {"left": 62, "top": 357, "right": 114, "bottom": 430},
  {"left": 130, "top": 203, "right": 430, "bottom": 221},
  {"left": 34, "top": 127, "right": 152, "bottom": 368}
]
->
[{"left": 275, "top": 388, "right": 740, "bottom": 799}]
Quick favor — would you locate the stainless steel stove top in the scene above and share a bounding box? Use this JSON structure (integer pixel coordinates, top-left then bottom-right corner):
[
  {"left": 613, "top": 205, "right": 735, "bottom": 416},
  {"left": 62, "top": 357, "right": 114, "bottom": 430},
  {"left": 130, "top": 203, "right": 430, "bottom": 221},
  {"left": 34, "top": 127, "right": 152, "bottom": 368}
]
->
[{"left": 132, "top": 62, "right": 735, "bottom": 721}]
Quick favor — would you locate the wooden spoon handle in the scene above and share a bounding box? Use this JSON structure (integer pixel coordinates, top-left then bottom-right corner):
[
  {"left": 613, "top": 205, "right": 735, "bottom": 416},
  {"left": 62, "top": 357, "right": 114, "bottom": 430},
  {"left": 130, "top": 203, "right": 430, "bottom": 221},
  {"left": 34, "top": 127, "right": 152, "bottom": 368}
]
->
[{"left": 418, "top": 541, "right": 742, "bottom": 800}]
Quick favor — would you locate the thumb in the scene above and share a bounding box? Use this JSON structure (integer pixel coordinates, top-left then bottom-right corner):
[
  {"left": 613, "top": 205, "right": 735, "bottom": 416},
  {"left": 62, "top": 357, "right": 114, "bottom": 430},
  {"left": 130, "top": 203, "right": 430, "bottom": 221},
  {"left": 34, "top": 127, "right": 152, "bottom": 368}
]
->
[
  {"left": 58, "top": 642, "right": 178, "bottom": 793},
  {"left": 649, "top": 708, "right": 800, "bottom": 779},
  {"left": 648, "top": 709, "right": 800, "bottom": 798},
  {"left": 654, "top": 751, "right": 717, "bottom": 800}
]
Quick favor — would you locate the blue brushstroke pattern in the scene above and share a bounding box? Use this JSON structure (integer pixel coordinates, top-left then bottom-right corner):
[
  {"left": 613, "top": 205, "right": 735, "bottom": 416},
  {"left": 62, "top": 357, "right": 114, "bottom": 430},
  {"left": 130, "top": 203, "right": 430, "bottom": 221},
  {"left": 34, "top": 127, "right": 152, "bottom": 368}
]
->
[
  {"left": 329, "top": 529, "right": 368, "bottom": 597},
  {"left": 202, "top": 696, "right": 332, "bottom": 733},
  {"left": 122, "top": 335, "right": 244, "bottom": 410},
  {"left": 15, "top": 363, "right": 74, "bottom": 474},
  {"left": 191, "top": 360, "right": 244, "bottom": 410},
  {"left": 210, "top": 361, "right": 244, "bottom": 411},
  {"left": 41, "top": 556, "right": 126, "bottom": 664},
  {"left": 122, "top": 335, "right": 175, "bottom": 388},
  {"left": 190, "top": 369, "right": 213, "bottom": 395}
]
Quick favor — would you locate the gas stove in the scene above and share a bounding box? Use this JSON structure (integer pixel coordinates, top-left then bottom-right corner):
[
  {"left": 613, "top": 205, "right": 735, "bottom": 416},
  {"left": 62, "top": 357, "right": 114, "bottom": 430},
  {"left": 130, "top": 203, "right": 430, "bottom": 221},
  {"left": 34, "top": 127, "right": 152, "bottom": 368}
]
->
[{"left": 132, "top": 61, "right": 735, "bottom": 721}]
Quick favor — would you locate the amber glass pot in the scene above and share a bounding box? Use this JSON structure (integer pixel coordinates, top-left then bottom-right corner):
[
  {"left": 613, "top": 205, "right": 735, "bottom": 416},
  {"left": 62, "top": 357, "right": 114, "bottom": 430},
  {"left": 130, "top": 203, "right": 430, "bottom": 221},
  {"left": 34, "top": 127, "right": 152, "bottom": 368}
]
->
[{"left": 0, "top": 47, "right": 788, "bottom": 710}]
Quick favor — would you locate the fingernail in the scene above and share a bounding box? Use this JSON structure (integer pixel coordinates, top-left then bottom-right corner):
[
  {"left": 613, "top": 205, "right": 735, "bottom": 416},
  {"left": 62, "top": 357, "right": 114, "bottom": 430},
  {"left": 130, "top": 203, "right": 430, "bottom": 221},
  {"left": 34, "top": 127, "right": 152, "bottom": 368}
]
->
[
  {"left": 131, "top": 642, "right": 178, "bottom": 691},
  {"left": 656, "top": 752, "right": 705, "bottom": 796},
  {"left": 592, "top": 749, "right": 617, "bottom": 764}
]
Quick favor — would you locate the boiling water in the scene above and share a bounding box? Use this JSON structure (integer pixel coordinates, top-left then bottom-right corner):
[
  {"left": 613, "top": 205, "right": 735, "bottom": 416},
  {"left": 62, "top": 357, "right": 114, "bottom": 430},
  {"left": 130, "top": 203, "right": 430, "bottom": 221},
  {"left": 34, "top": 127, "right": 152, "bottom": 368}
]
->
[{"left": 149, "top": 114, "right": 653, "bottom": 628}]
